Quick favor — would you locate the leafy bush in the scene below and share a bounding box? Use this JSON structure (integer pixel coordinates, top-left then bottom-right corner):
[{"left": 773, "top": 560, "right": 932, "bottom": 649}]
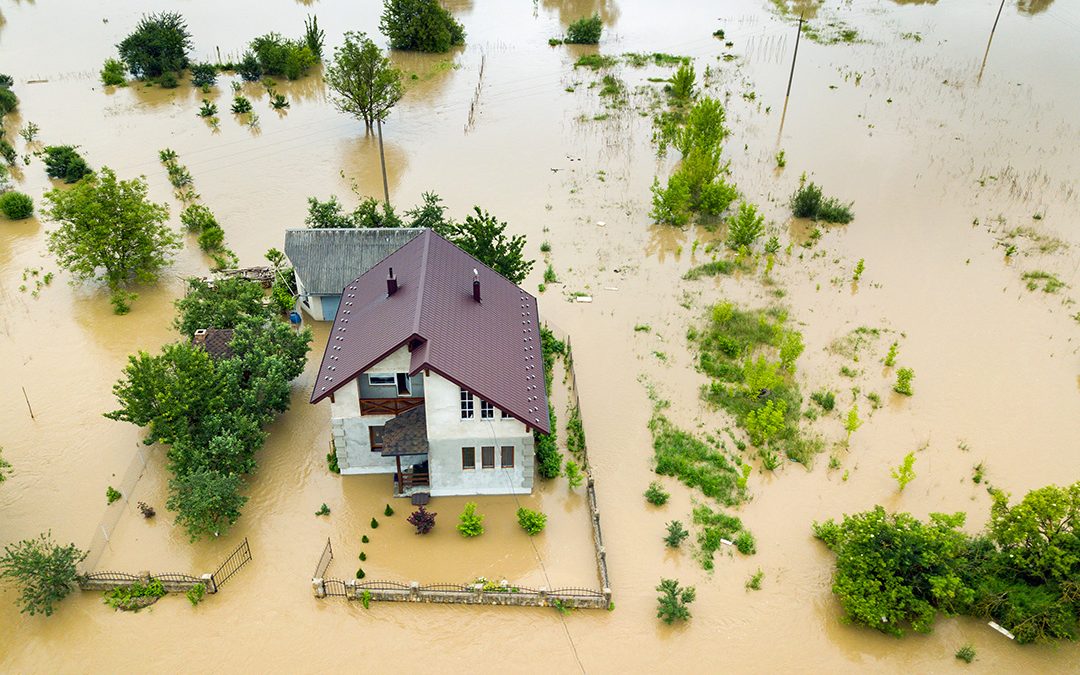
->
[
  {"left": 248, "top": 33, "right": 318, "bottom": 80},
  {"left": 104, "top": 578, "right": 166, "bottom": 611},
  {"left": 326, "top": 451, "right": 340, "bottom": 473},
  {"left": 516, "top": 507, "right": 547, "bottom": 535},
  {"left": 746, "top": 569, "right": 764, "bottom": 590},
  {"left": 726, "top": 202, "right": 765, "bottom": 249},
  {"left": 198, "top": 99, "right": 218, "bottom": 117},
  {"left": 381, "top": 0, "right": 466, "bottom": 53},
  {"left": 669, "top": 63, "right": 694, "bottom": 100},
  {"left": 644, "top": 481, "right": 670, "bottom": 506},
  {"left": 118, "top": 11, "right": 192, "bottom": 79},
  {"left": 237, "top": 52, "right": 263, "bottom": 81},
  {"left": 384, "top": 503, "right": 394, "bottom": 517},
  {"left": 407, "top": 505, "right": 437, "bottom": 534},
  {"left": 101, "top": 58, "right": 127, "bottom": 86},
  {"left": 0, "top": 532, "right": 86, "bottom": 616},
  {"left": 315, "top": 503, "right": 330, "bottom": 516},
  {"left": 955, "top": 645, "right": 976, "bottom": 663},
  {"left": 370, "top": 517, "right": 379, "bottom": 529},
  {"left": 564, "top": 460, "right": 584, "bottom": 489},
  {"left": 158, "top": 72, "right": 179, "bottom": 88},
  {"left": 457, "top": 502, "right": 485, "bottom": 537},
  {"left": 790, "top": 174, "right": 854, "bottom": 223},
  {"left": 0, "top": 87, "right": 16, "bottom": 115},
  {"left": 186, "top": 583, "right": 205, "bottom": 606},
  {"left": 664, "top": 520, "right": 689, "bottom": 548},
  {"left": 734, "top": 530, "right": 757, "bottom": 555},
  {"left": 810, "top": 390, "right": 835, "bottom": 411},
  {"left": 894, "top": 367, "right": 914, "bottom": 396},
  {"left": 0, "top": 139, "right": 14, "bottom": 165},
  {"left": 231, "top": 95, "right": 253, "bottom": 114},
  {"left": 43, "top": 146, "right": 92, "bottom": 183},
  {"left": 0, "top": 191, "right": 33, "bottom": 220},
  {"left": 180, "top": 204, "right": 217, "bottom": 233},
  {"left": 650, "top": 174, "right": 691, "bottom": 226},
  {"left": 190, "top": 63, "right": 217, "bottom": 89},
  {"left": 106, "top": 486, "right": 122, "bottom": 504},
  {"left": 565, "top": 14, "right": 602, "bottom": 44},
  {"left": 173, "top": 277, "right": 270, "bottom": 337},
  {"left": 304, "top": 15, "right": 325, "bottom": 60},
  {"left": 656, "top": 578, "right": 696, "bottom": 624}
]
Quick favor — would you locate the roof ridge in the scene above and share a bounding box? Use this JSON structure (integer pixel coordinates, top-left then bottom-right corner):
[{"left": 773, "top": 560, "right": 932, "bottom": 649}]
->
[{"left": 411, "top": 229, "right": 432, "bottom": 336}]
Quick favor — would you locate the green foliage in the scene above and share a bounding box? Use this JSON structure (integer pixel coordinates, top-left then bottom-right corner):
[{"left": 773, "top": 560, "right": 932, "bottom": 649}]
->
[
  {"left": 359, "top": 552, "right": 367, "bottom": 561},
  {"left": 955, "top": 645, "right": 976, "bottom": 663},
  {"left": 356, "top": 568, "right": 365, "bottom": 579},
  {"left": 440, "top": 207, "right": 534, "bottom": 284},
  {"left": 167, "top": 469, "right": 248, "bottom": 541},
  {"left": 370, "top": 517, "right": 380, "bottom": 529},
  {"left": 1022, "top": 270, "right": 1065, "bottom": 293},
  {"left": 361, "top": 535, "right": 370, "bottom": 543},
  {"left": 989, "top": 483, "right": 1080, "bottom": 584},
  {"left": 564, "top": 460, "right": 584, "bottom": 490},
  {"left": 304, "top": 15, "right": 326, "bottom": 60},
  {"left": 457, "top": 502, "right": 485, "bottom": 537},
  {"left": 565, "top": 14, "right": 603, "bottom": 44},
  {"left": 315, "top": 503, "right": 330, "bottom": 516},
  {"left": 360, "top": 589, "right": 372, "bottom": 608},
  {"left": 811, "top": 390, "right": 835, "bottom": 411},
  {"left": 190, "top": 63, "right": 217, "bottom": 88},
  {"left": 746, "top": 569, "right": 764, "bottom": 590},
  {"left": 535, "top": 415, "right": 561, "bottom": 479},
  {"left": 186, "top": 583, "right": 205, "bottom": 606},
  {"left": 45, "top": 168, "right": 178, "bottom": 311},
  {"left": 43, "top": 145, "right": 92, "bottom": 183},
  {"left": 664, "top": 520, "right": 689, "bottom": 548},
  {"left": 694, "top": 504, "right": 754, "bottom": 565},
  {"left": 326, "top": 451, "right": 340, "bottom": 474},
  {"left": 380, "top": 0, "right": 466, "bottom": 53},
  {"left": 734, "top": 530, "right": 757, "bottom": 554},
  {"left": 726, "top": 202, "right": 765, "bottom": 249},
  {"left": 106, "top": 486, "right": 122, "bottom": 505},
  {"left": 650, "top": 414, "right": 744, "bottom": 505},
  {"left": 669, "top": 63, "right": 695, "bottom": 101},
  {"left": 101, "top": 58, "right": 127, "bottom": 86},
  {"left": 0, "top": 532, "right": 86, "bottom": 616},
  {"left": 325, "top": 31, "right": 403, "bottom": 127},
  {"left": 104, "top": 578, "right": 166, "bottom": 611},
  {"left": 894, "top": 367, "right": 914, "bottom": 396},
  {"left": 231, "top": 95, "right": 253, "bottom": 114},
  {"left": 566, "top": 405, "right": 586, "bottom": 460},
  {"left": 852, "top": 258, "right": 865, "bottom": 282},
  {"left": 0, "top": 86, "right": 17, "bottom": 116},
  {"left": 645, "top": 481, "right": 670, "bottom": 506},
  {"left": 656, "top": 578, "right": 696, "bottom": 624},
  {"left": 775, "top": 150, "right": 786, "bottom": 168},
  {"left": 650, "top": 174, "right": 692, "bottom": 226},
  {"left": 891, "top": 452, "right": 917, "bottom": 492},
  {"left": 179, "top": 203, "right": 216, "bottom": 232},
  {"left": 884, "top": 342, "right": 898, "bottom": 367},
  {"left": 248, "top": 32, "right": 317, "bottom": 80},
  {"left": 0, "top": 191, "right": 33, "bottom": 220},
  {"left": 158, "top": 72, "right": 179, "bottom": 88},
  {"left": 516, "top": 507, "right": 547, "bottom": 535},
  {"left": 790, "top": 173, "right": 854, "bottom": 223},
  {"left": 384, "top": 503, "right": 394, "bottom": 517},
  {"left": 118, "top": 12, "right": 192, "bottom": 79},
  {"left": 844, "top": 406, "right": 862, "bottom": 440},
  {"left": 683, "top": 260, "right": 736, "bottom": 280},
  {"left": 0, "top": 447, "right": 10, "bottom": 484},
  {"left": 573, "top": 54, "right": 618, "bottom": 70},
  {"left": 198, "top": 99, "right": 218, "bottom": 117},
  {"left": 745, "top": 399, "right": 786, "bottom": 446},
  {"left": 174, "top": 278, "right": 270, "bottom": 338}
]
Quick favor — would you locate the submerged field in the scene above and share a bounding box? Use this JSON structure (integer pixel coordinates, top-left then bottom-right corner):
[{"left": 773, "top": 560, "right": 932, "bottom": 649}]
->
[{"left": 2, "top": 0, "right": 1080, "bottom": 671}]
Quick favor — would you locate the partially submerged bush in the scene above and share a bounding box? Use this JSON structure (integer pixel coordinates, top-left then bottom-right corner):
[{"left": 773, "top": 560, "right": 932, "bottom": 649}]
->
[
  {"left": 565, "top": 14, "right": 602, "bottom": 44},
  {"left": 457, "top": 502, "right": 484, "bottom": 537},
  {"left": 190, "top": 62, "right": 218, "bottom": 89},
  {"left": 664, "top": 520, "right": 689, "bottom": 548},
  {"left": 117, "top": 11, "right": 192, "bottom": 80},
  {"left": 0, "top": 532, "right": 86, "bottom": 616},
  {"left": 656, "top": 578, "right": 696, "bottom": 624},
  {"left": 516, "top": 507, "right": 547, "bottom": 535},
  {"left": 104, "top": 577, "right": 166, "bottom": 611},
  {"left": 644, "top": 481, "right": 670, "bottom": 506},
  {"left": 381, "top": 0, "right": 465, "bottom": 53},
  {"left": 407, "top": 505, "right": 437, "bottom": 534},
  {"left": 790, "top": 173, "right": 854, "bottom": 223},
  {"left": 0, "top": 191, "right": 34, "bottom": 220},
  {"left": 43, "top": 146, "right": 92, "bottom": 183},
  {"left": 101, "top": 58, "right": 127, "bottom": 86},
  {"left": 725, "top": 201, "right": 765, "bottom": 249},
  {"left": 248, "top": 33, "right": 318, "bottom": 80}
]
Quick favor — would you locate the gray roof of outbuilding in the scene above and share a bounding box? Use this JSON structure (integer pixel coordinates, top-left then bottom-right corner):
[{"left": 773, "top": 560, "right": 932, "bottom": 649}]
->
[
  {"left": 283, "top": 228, "right": 423, "bottom": 296},
  {"left": 309, "top": 229, "right": 550, "bottom": 434}
]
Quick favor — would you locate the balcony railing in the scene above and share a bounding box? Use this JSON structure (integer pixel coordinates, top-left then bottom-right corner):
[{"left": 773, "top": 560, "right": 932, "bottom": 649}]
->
[{"left": 360, "top": 397, "right": 424, "bottom": 416}]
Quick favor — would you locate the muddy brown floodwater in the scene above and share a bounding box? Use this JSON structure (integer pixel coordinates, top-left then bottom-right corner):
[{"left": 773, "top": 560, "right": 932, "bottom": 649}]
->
[{"left": 3, "top": 0, "right": 1080, "bottom": 672}]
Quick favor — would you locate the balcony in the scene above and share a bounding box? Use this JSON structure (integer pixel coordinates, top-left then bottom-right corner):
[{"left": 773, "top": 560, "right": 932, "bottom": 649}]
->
[{"left": 360, "top": 397, "right": 425, "bottom": 416}]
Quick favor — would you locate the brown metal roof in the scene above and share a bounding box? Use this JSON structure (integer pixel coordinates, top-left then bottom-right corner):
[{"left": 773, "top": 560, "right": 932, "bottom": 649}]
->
[{"left": 310, "top": 229, "right": 550, "bottom": 434}]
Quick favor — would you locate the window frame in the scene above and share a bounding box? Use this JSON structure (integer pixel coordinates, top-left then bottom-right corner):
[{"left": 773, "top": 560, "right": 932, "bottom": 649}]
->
[
  {"left": 460, "top": 388, "right": 474, "bottom": 419},
  {"left": 481, "top": 445, "right": 496, "bottom": 469},
  {"left": 480, "top": 400, "right": 494, "bottom": 419},
  {"left": 367, "top": 374, "right": 396, "bottom": 387},
  {"left": 395, "top": 372, "right": 412, "bottom": 397},
  {"left": 369, "top": 426, "right": 385, "bottom": 453},
  {"left": 500, "top": 446, "right": 514, "bottom": 469},
  {"left": 461, "top": 446, "right": 476, "bottom": 470}
]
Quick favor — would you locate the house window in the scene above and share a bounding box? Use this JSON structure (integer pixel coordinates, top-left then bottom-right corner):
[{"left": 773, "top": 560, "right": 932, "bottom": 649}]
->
[
  {"left": 501, "top": 409, "right": 510, "bottom": 419},
  {"left": 460, "top": 389, "right": 474, "bottom": 418},
  {"left": 500, "top": 446, "right": 514, "bottom": 468},
  {"left": 480, "top": 400, "right": 494, "bottom": 419},
  {"left": 369, "top": 426, "right": 384, "bottom": 452},
  {"left": 462, "top": 446, "right": 475, "bottom": 470},
  {"left": 395, "top": 373, "right": 411, "bottom": 396},
  {"left": 368, "top": 374, "right": 395, "bottom": 386},
  {"left": 481, "top": 446, "right": 495, "bottom": 469}
]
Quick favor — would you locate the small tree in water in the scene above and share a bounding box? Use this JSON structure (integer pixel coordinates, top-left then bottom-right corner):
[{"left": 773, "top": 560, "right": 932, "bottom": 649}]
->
[
  {"left": 0, "top": 532, "right": 86, "bottom": 616},
  {"left": 891, "top": 452, "right": 917, "bottom": 492},
  {"left": 656, "top": 578, "right": 696, "bottom": 624},
  {"left": 324, "top": 32, "right": 403, "bottom": 129}
]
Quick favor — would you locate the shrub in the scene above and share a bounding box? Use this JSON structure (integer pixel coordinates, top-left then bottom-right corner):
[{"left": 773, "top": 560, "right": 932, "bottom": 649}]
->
[
  {"left": 564, "top": 460, "right": 584, "bottom": 489},
  {"left": 955, "top": 645, "right": 975, "bottom": 664},
  {"left": 237, "top": 51, "right": 263, "bottom": 81},
  {"left": 101, "top": 58, "right": 127, "bottom": 86},
  {"left": 358, "top": 552, "right": 366, "bottom": 561},
  {"left": 457, "top": 502, "right": 485, "bottom": 538},
  {"left": 231, "top": 95, "right": 253, "bottom": 114},
  {"left": 361, "top": 535, "right": 370, "bottom": 544},
  {"left": 190, "top": 63, "right": 217, "bottom": 89},
  {"left": 734, "top": 530, "right": 756, "bottom": 554},
  {"left": 894, "top": 367, "right": 914, "bottom": 396},
  {"left": 0, "top": 87, "right": 16, "bottom": 115},
  {"left": 650, "top": 174, "right": 691, "bottom": 226},
  {"left": 407, "top": 505, "right": 436, "bottom": 534},
  {"left": 356, "top": 568, "right": 365, "bottom": 579},
  {"left": 516, "top": 507, "right": 547, "bottom": 535},
  {"left": 656, "top": 578, "right": 696, "bottom": 624},
  {"left": 138, "top": 501, "right": 156, "bottom": 518},
  {"left": 669, "top": 63, "right": 694, "bottom": 100},
  {"left": 180, "top": 203, "right": 217, "bottom": 232},
  {"left": 117, "top": 11, "right": 192, "bottom": 79},
  {"left": 198, "top": 99, "right": 217, "bottom": 117},
  {"left": 0, "top": 139, "right": 14, "bottom": 165},
  {"left": 381, "top": 0, "right": 466, "bottom": 53},
  {"left": 370, "top": 517, "right": 379, "bottom": 529},
  {"left": 315, "top": 503, "right": 330, "bottom": 516},
  {"left": 645, "top": 481, "right": 670, "bottom": 506},
  {"left": 186, "top": 582, "right": 205, "bottom": 606},
  {"left": 384, "top": 503, "right": 394, "bottom": 517},
  {"left": 790, "top": 173, "right": 854, "bottom": 223},
  {"left": 197, "top": 226, "right": 226, "bottom": 253},
  {"left": 565, "top": 14, "right": 602, "bottom": 44},
  {"left": 43, "top": 146, "right": 92, "bottom": 183},
  {"left": 104, "top": 577, "right": 166, "bottom": 611},
  {"left": 726, "top": 201, "right": 765, "bottom": 249},
  {"left": 746, "top": 569, "right": 764, "bottom": 590},
  {"left": 157, "top": 72, "right": 179, "bottom": 88},
  {"left": 304, "top": 15, "right": 325, "bottom": 60},
  {"left": 249, "top": 33, "right": 317, "bottom": 80},
  {"left": 166, "top": 469, "right": 248, "bottom": 542},
  {"left": 664, "top": 520, "right": 689, "bottom": 548},
  {"left": 0, "top": 191, "right": 33, "bottom": 220},
  {"left": 0, "top": 532, "right": 87, "bottom": 616},
  {"left": 106, "top": 486, "right": 122, "bottom": 505}
]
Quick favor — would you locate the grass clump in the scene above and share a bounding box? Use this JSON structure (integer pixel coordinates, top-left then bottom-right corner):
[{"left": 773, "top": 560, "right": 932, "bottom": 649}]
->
[
  {"left": 683, "top": 260, "right": 735, "bottom": 280},
  {"left": 645, "top": 481, "right": 670, "bottom": 505},
  {"left": 573, "top": 54, "right": 618, "bottom": 70},
  {"left": 694, "top": 504, "right": 754, "bottom": 569},
  {"left": 650, "top": 414, "right": 744, "bottom": 505},
  {"left": 955, "top": 645, "right": 976, "bottom": 663},
  {"left": 1022, "top": 271, "right": 1065, "bottom": 293},
  {"left": 315, "top": 503, "right": 330, "bottom": 516},
  {"left": 565, "top": 14, "right": 602, "bottom": 44},
  {"left": 746, "top": 569, "right": 764, "bottom": 590},
  {"left": 790, "top": 173, "right": 853, "bottom": 224}
]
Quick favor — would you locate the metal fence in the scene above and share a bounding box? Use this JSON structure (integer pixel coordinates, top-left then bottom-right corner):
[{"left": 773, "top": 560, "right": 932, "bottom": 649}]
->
[
  {"left": 211, "top": 538, "right": 252, "bottom": 590},
  {"left": 314, "top": 538, "right": 334, "bottom": 579},
  {"left": 78, "top": 537, "right": 252, "bottom": 595}
]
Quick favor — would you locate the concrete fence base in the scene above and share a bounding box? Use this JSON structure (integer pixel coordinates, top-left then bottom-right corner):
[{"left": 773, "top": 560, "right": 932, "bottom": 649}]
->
[
  {"left": 313, "top": 578, "right": 612, "bottom": 610},
  {"left": 78, "top": 572, "right": 216, "bottom": 594}
]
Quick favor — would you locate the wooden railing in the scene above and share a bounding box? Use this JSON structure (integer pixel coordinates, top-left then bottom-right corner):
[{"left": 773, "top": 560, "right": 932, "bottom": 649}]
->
[
  {"left": 397, "top": 472, "right": 430, "bottom": 490},
  {"left": 360, "top": 397, "right": 424, "bottom": 416}
]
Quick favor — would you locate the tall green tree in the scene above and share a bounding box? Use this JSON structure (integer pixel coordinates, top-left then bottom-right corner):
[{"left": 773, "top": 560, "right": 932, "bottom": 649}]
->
[
  {"left": 117, "top": 11, "right": 192, "bottom": 79},
  {"left": 380, "top": 0, "right": 465, "bottom": 53},
  {"left": 44, "top": 168, "right": 179, "bottom": 313},
  {"left": 166, "top": 469, "right": 248, "bottom": 542},
  {"left": 173, "top": 278, "right": 272, "bottom": 338},
  {"left": 438, "top": 207, "right": 534, "bottom": 284},
  {"left": 0, "top": 533, "right": 86, "bottom": 616},
  {"left": 990, "top": 483, "right": 1080, "bottom": 584},
  {"left": 324, "top": 31, "right": 404, "bottom": 129}
]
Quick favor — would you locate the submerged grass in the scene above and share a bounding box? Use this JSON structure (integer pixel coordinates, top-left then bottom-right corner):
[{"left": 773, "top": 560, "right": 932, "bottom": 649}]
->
[
  {"left": 693, "top": 503, "right": 755, "bottom": 569},
  {"left": 574, "top": 54, "right": 618, "bottom": 70},
  {"left": 622, "top": 52, "right": 689, "bottom": 68},
  {"left": 649, "top": 413, "right": 746, "bottom": 506},
  {"left": 1022, "top": 270, "right": 1065, "bottom": 293}
]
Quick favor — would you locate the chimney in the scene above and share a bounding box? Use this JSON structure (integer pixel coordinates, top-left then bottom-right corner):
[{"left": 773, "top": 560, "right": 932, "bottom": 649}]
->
[
  {"left": 472, "top": 268, "right": 481, "bottom": 302},
  {"left": 387, "top": 267, "right": 398, "bottom": 295}
]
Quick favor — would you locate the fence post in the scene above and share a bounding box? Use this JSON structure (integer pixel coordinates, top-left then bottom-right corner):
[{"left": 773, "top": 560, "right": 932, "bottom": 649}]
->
[
  {"left": 538, "top": 587, "right": 548, "bottom": 606},
  {"left": 345, "top": 579, "right": 356, "bottom": 600},
  {"left": 410, "top": 581, "right": 420, "bottom": 601},
  {"left": 473, "top": 583, "right": 484, "bottom": 603},
  {"left": 312, "top": 578, "right": 326, "bottom": 598},
  {"left": 139, "top": 570, "right": 151, "bottom": 586},
  {"left": 201, "top": 573, "right": 216, "bottom": 594},
  {"left": 603, "top": 588, "right": 612, "bottom": 606}
]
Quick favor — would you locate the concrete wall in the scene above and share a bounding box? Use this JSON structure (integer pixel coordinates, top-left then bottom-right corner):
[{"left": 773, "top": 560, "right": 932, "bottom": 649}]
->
[
  {"left": 330, "top": 378, "right": 397, "bottom": 474},
  {"left": 294, "top": 272, "right": 340, "bottom": 322}
]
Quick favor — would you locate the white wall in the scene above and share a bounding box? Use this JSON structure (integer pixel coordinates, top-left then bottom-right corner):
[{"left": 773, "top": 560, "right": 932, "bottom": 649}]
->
[
  {"left": 295, "top": 274, "right": 326, "bottom": 321},
  {"left": 330, "top": 378, "right": 397, "bottom": 474}
]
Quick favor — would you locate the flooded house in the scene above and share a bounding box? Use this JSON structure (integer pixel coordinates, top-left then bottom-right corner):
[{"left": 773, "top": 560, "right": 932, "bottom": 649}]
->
[
  {"left": 309, "top": 228, "right": 551, "bottom": 497},
  {"left": 284, "top": 227, "right": 422, "bottom": 321}
]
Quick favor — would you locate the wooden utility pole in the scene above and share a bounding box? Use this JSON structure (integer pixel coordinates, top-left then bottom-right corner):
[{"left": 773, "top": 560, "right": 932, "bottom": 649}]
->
[
  {"left": 778, "top": 13, "right": 804, "bottom": 141},
  {"left": 376, "top": 118, "right": 390, "bottom": 208},
  {"left": 22, "top": 386, "right": 34, "bottom": 419},
  {"left": 978, "top": 0, "right": 1008, "bottom": 83}
]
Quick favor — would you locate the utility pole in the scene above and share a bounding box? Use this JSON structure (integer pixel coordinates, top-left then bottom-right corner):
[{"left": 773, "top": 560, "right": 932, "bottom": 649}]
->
[
  {"left": 376, "top": 117, "right": 390, "bottom": 208},
  {"left": 22, "top": 386, "right": 34, "bottom": 419},
  {"left": 978, "top": 0, "right": 1008, "bottom": 84},
  {"left": 778, "top": 13, "right": 804, "bottom": 142}
]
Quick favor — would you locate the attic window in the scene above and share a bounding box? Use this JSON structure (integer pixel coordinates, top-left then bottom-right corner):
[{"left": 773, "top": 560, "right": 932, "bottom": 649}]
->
[
  {"left": 480, "top": 400, "right": 494, "bottom": 419},
  {"left": 460, "top": 389, "right": 474, "bottom": 419},
  {"left": 368, "top": 374, "right": 395, "bottom": 386}
]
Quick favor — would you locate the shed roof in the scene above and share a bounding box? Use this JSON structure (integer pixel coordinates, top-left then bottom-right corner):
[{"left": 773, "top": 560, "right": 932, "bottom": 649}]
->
[
  {"left": 192, "top": 328, "right": 235, "bottom": 360},
  {"left": 283, "top": 228, "right": 423, "bottom": 296},
  {"left": 310, "top": 229, "right": 550, "bottom": 434}
]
